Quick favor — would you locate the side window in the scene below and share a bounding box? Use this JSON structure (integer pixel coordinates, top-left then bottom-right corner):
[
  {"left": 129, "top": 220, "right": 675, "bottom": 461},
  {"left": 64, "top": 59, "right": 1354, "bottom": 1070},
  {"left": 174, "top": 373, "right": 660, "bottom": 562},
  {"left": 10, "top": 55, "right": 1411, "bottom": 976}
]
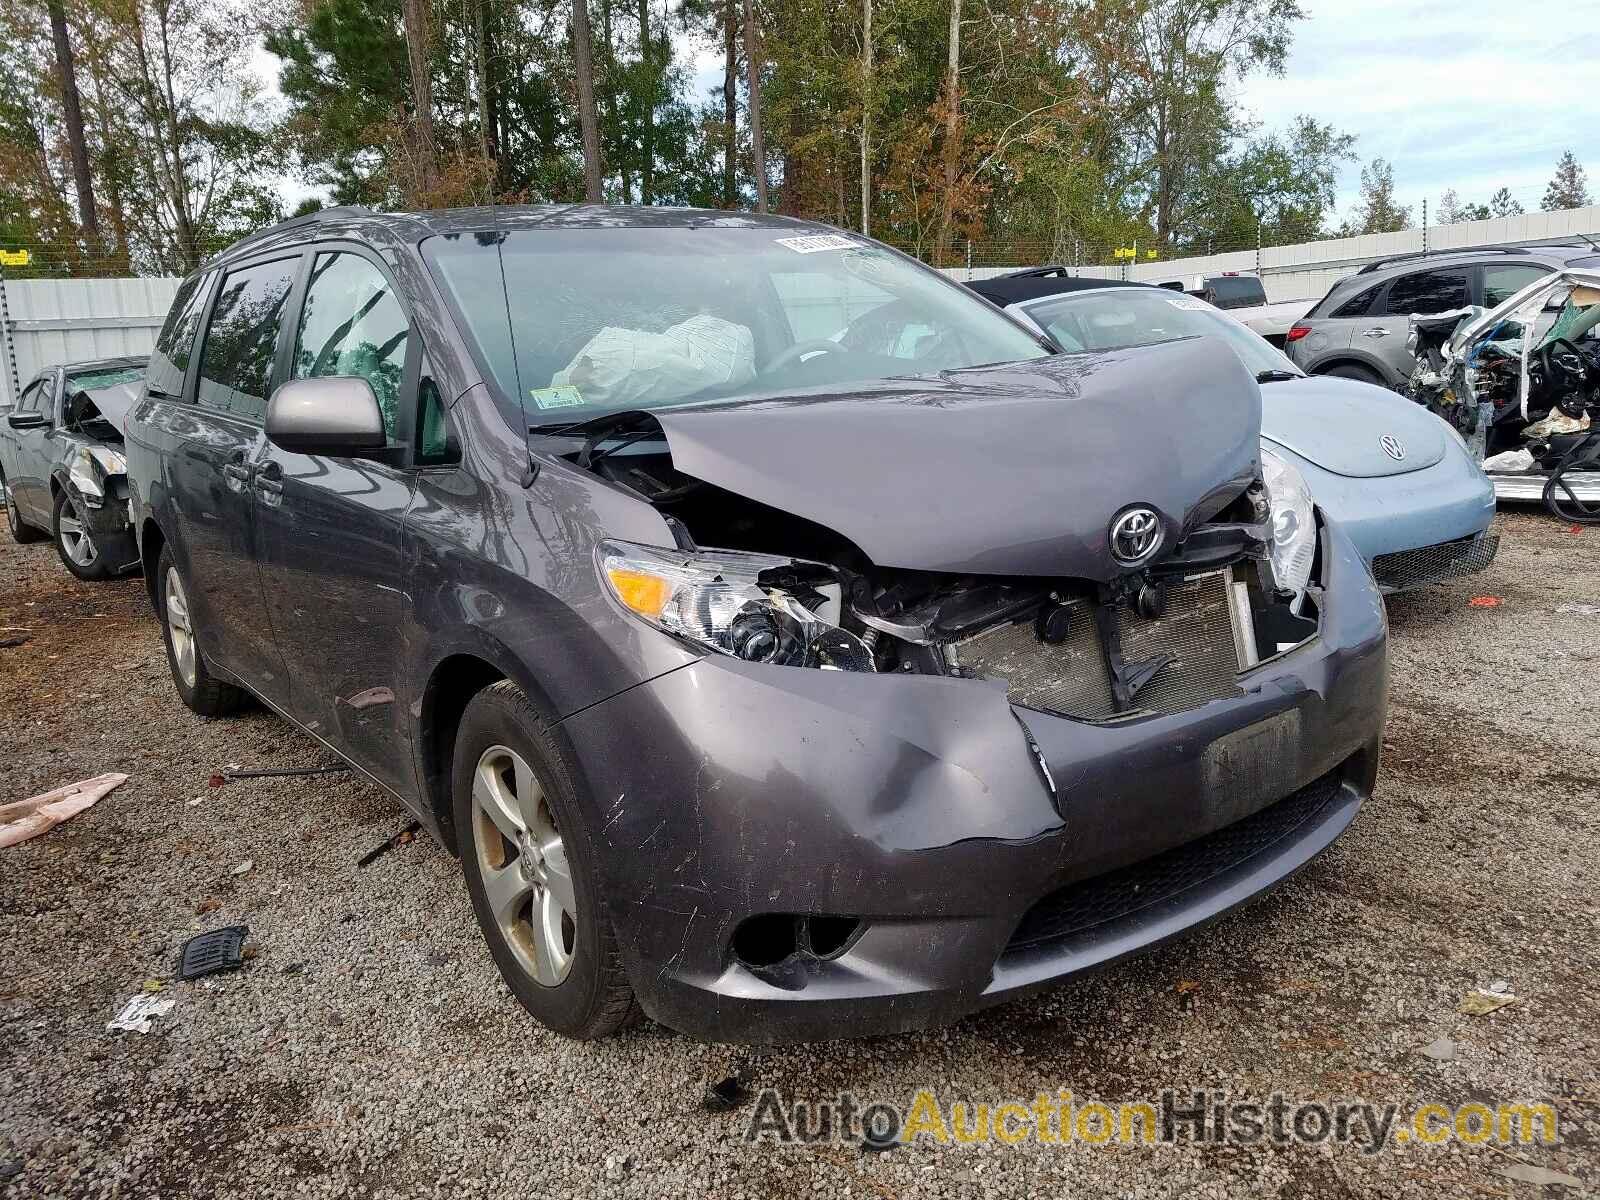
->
[
  {"left": 1329, "top": 284, "right": 1380, "bottom": 318},
  {"left": 415, "top": 367, "right": 458, "bottom": 466},
  {"left": 147, "top": 272, "right": 209, "bottom": 398},
  {"left": 292, "top": 251, "right": 409, "bottom": 440},
  {"left": 1383, "top": 269, "right": 1469, "bottom": 316},
  {"left": 197, "top": 258, "right": 298, "bottom": 420},
  {"left": 1483, "top": 264, "right": 1549, "bottom": 308}
]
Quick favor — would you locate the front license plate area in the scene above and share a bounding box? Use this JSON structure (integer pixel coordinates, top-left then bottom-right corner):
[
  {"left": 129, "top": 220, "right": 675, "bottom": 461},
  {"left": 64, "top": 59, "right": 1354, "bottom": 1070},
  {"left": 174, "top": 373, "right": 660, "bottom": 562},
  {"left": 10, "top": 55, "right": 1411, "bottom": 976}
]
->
[{"left": 1201, "top": 708, "right": 1303, "bottom": 829}]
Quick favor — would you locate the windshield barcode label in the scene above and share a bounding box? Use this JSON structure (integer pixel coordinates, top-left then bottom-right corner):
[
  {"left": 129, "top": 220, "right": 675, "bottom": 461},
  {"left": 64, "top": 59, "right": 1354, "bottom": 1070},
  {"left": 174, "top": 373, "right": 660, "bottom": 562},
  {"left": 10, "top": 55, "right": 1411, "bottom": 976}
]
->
[{"left": 775, "top": 234, "right": 858, "bottom": 254}]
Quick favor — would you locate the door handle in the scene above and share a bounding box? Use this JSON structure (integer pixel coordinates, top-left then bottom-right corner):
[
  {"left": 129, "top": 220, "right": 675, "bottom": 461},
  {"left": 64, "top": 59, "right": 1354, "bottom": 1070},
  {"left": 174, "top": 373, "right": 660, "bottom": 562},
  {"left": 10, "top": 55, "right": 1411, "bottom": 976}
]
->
[
  {"left": 254, "top": 461, "right": 284, "bottom": 496},
  {"left": 1360, "top": 327, "right": 1391, "bottom": 339}
]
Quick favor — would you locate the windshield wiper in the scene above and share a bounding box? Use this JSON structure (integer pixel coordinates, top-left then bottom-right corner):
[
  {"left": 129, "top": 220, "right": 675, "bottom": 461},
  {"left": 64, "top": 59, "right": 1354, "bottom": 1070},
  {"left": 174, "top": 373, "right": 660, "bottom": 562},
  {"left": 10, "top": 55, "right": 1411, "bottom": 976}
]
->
[{"left": 1255, "top": 369, "right": 1301, "bottom": 383}]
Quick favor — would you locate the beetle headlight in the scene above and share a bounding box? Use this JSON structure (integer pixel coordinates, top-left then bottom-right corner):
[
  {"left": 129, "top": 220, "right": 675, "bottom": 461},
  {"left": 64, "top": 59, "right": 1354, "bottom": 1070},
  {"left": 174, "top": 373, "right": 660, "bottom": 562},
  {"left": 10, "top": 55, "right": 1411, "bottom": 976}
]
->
[
  {"left": 599, "top": 540, "right": 875, "bottom": 671},
  {"left": 1260, "top": 445, "right": 1316, "bottom": 594}
]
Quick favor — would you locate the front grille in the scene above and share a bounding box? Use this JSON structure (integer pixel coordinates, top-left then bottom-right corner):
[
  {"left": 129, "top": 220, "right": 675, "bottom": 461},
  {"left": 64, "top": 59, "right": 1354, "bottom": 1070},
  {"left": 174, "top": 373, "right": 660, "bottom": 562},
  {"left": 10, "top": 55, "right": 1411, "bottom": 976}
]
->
[
  {"left": 1371, "top": 532, "right": 1499, "bottom": 592},
  {"left": 953, "top": 570, "right": 1244, "bottom": 721},
  {"left": 1004, "top": 769, "right": 1343, "bottom": 953}
]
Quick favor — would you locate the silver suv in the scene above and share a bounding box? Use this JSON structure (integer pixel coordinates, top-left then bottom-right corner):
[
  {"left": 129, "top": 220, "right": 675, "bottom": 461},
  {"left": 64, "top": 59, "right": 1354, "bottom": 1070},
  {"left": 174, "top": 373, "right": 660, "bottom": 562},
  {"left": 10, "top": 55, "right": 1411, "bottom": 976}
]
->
[{"left": 1285, "top": 243, "right": 1600, "bottom": 388}]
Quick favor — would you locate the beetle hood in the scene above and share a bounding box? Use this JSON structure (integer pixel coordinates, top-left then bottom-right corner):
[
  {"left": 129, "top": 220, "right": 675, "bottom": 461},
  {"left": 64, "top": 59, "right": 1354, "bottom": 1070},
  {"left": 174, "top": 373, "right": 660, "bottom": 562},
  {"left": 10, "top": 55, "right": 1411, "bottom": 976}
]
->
[{"left": 1261, "top": 374, "right": 1447, "bottom": 478}]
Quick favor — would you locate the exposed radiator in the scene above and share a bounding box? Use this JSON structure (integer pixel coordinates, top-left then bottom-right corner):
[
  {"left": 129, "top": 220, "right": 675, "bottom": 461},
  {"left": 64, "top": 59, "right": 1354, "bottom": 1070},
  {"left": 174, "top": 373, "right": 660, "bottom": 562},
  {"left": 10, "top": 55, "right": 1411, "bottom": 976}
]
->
[{"left": 953, "top": 569, "right": 1246, "bottom": 721}]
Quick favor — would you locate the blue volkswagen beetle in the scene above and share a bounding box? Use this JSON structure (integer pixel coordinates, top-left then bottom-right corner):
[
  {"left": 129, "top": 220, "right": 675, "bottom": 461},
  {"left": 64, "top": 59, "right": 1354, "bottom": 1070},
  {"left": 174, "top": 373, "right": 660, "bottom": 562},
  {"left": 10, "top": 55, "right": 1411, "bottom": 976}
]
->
[{"left": 970, "top": 274, "right": 1498, "bottom": 593}]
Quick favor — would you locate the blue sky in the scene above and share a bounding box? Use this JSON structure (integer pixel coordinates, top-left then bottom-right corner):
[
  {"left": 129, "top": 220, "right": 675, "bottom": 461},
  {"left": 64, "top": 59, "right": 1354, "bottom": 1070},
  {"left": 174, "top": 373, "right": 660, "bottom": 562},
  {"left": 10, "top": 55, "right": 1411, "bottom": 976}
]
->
[{"left": 1233, "top": 0, "right": 1599, "bottom": 219}]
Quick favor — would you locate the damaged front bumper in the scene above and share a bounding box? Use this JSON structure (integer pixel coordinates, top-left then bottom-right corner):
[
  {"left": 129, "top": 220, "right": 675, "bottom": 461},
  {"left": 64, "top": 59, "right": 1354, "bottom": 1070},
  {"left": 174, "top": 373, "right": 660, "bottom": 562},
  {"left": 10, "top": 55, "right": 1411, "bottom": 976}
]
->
[{"left": 559, "top": 518, "right": 1387, "bottom": 1043}]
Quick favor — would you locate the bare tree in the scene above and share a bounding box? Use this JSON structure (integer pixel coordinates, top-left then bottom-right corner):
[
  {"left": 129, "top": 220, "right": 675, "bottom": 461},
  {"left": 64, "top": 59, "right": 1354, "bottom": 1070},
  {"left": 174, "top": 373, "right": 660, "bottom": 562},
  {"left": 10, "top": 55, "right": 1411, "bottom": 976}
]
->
[
  {"left": 402, "top": 0, "right": 439, "bottom": 196},
  {"left": 935, "top": 0, "right": 961, "bottom": 261},
  {"left": 571, "top": 0, "right": 603, "bottom": 201},
  {"left": 859, "top": 0, "right": 871, "bottom": 235},
  {"left": 47, "top": 0, "right": 100, "bottom": 246},
  {"left": 742, "top": 0, "right": 767, "bottom": 211},
  {"left": 722, "top": 0, "right": 737, "bottom": 207},
  {"left": 638, "top": 0, "right": 654, "bottom": 203}
]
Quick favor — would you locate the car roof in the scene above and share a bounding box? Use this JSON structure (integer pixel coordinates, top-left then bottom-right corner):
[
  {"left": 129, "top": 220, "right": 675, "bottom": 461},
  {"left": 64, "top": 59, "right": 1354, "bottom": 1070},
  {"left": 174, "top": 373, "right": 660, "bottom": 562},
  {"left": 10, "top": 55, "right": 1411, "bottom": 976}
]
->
[
  {"left": 967, "top": 273, "right": 1157, "bottom": 306},
  {"left": 204, "top": 204, "right": 826, "bottom": 271},
  {"left": 29, "top": 355, "right": 145, "bottom": 386}
]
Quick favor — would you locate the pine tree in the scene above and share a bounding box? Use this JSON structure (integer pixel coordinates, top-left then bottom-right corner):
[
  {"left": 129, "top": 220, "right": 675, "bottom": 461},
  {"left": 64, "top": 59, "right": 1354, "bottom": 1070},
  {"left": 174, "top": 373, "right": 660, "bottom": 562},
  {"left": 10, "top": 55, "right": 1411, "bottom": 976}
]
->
[
  {"left": 1348, "top": 157, "right": 1411, "bottom": 233},
  {"left": 1541, "top": 151, "right": 1591, "bottom": 211}
]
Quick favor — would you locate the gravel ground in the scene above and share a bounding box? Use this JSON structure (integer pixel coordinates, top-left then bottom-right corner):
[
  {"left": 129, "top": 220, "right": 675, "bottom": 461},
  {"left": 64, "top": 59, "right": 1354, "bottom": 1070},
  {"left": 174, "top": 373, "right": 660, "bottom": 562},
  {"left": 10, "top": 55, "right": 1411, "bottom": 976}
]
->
[{"left": 2, "top": 510, "right": 1598, "bottom": 1199}]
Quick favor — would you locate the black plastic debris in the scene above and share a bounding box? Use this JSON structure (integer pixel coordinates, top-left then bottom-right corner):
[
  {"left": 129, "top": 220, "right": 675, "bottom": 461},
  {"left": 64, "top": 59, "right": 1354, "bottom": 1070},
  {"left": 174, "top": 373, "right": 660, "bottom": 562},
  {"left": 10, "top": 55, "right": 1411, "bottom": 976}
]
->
[
  {"left": 357, "top": 820, "right": 422, "bottom": 868},
  {"left": 176, "top": 925, "right": 250, "bottom": 981},
  {"left": 701, "top": 1073, "right": 751, "bottom": 1113},
  {"left": 223, "top": 764, "right": 351, "bottom": 780}
]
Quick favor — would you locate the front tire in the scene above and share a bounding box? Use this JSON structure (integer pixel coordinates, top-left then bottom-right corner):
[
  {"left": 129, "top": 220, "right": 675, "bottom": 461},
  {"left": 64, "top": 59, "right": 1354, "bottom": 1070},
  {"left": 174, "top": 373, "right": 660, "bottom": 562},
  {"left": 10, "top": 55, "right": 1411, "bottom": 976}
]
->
[
  {"left": 3, "top": 471, "right": 46, "bottom": 544},
  {"left": 53, "top": 488, "right": 112, "bottom": 581},
  {"left": 452, "top": 680, "right": 636, "bottom": 1040},
  {"left": 156, "top": 546, "right": 246, "bottom": 716}
]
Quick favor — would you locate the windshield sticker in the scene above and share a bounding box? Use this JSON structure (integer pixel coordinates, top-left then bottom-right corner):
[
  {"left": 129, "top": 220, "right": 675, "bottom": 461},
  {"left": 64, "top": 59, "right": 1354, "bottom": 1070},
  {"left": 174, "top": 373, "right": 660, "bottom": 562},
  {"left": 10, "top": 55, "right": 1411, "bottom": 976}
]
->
[
  {"left": 1161, "top": 294, "right": 1212, "bottom": 311},
  {"left": 775, "top": 234, "right": 859, "bottom": 254},
  {"left": 530, "top": 384, "right": 586, "bottom": 410}
]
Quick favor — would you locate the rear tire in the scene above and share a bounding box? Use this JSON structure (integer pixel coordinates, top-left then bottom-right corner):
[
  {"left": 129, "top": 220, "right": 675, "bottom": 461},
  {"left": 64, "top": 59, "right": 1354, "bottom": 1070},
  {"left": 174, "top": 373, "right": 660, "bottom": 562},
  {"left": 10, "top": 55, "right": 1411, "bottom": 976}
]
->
[
  {"left": 52, "top": 488, "right": 112, "bottom": 581},
  {"left": 156, "top": 546, "right": 246, "bottom": 716},
  {"left": 3, "top": 472, "right": 46, "bottom": 544},
  {"left": 452, "top": 680, "right": 637, "bottom": 1040},
  {"left": 1321, "top": 363, "right": 1384, "bottom": 387}
]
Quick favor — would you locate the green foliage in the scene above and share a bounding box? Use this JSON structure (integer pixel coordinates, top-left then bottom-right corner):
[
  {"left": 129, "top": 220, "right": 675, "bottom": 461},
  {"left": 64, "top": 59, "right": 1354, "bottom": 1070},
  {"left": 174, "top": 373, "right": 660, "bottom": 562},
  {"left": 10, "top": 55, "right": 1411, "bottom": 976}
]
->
[{"left": 1542, "top": 151, "right": 1591, "bottom": 212}]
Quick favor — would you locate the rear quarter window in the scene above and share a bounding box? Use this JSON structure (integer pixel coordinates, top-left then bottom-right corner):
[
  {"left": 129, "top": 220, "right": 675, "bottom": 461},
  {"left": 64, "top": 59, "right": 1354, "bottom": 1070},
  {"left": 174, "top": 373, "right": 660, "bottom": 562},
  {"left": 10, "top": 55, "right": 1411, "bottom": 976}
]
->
[
  {"left": 146, "top": 273, "right": 210, "bottom": 398},
  {"left": 1328, "top": 284, "right": 1381, "bottom": 318}
]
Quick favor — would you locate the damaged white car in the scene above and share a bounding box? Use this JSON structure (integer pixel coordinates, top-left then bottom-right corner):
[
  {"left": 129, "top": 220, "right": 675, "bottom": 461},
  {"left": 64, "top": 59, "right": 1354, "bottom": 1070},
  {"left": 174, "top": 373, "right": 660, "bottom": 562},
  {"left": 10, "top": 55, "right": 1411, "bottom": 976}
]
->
[{"left": 1407, "top": 268, "right": 1600, "bottom": 522}]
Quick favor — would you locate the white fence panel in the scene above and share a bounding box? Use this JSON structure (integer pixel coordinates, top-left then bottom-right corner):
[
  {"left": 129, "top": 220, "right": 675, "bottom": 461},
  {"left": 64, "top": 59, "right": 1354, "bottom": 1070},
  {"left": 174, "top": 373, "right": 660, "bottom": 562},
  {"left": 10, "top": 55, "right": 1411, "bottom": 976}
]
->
[{"left": 0, "top": 276, "right": 182, "bottom": 406}]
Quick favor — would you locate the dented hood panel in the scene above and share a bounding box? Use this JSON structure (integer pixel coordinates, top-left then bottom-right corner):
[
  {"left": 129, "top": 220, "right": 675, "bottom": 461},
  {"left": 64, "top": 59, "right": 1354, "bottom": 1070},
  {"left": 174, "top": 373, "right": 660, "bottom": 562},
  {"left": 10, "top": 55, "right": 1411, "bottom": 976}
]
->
[{"left": 653, "top": 337, "right": 1260, "bottom": 580}]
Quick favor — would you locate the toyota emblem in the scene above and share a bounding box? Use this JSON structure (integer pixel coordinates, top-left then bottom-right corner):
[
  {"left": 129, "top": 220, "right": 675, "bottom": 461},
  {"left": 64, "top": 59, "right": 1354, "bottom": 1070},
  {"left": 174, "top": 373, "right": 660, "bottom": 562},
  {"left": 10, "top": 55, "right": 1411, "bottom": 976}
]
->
[
  {"left": 1109, "top": 507, "right": 1163, "bottom": 565},
  {"left": 1380, "top": 435, "right": 1406, "bottom": 461}
]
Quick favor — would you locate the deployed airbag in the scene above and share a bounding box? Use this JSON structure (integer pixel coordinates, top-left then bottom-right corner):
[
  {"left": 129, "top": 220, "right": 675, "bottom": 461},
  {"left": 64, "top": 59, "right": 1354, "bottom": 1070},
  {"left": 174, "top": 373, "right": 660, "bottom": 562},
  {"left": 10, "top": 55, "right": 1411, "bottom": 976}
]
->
[{"left": 552, "top": 315, "right": 755, "bottom": 409}]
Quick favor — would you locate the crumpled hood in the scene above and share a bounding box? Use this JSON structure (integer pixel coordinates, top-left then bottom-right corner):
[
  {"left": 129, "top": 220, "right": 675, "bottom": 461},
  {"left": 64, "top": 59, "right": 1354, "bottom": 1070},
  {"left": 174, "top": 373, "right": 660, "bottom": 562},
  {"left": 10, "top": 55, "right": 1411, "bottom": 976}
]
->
[
  {"left": 80, "top": 382, "right": 142, "bottom": 436},
  {"left": 652, "top": 336, "right": 1260, "bottom": 580},
  {"left": 1261, "top": 374, "right": 1446, "bottom": 478}
]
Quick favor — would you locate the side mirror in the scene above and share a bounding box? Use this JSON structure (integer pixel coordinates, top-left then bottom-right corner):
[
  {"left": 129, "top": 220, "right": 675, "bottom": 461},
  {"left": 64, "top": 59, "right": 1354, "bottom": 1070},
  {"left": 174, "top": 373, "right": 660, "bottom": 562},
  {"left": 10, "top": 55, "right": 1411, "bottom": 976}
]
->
[
  {"left": 7, "top": 411, "right": 47, "bottom": 430},
  {"left": 265, "top": 377, "right": 386, "bottom": 456}
]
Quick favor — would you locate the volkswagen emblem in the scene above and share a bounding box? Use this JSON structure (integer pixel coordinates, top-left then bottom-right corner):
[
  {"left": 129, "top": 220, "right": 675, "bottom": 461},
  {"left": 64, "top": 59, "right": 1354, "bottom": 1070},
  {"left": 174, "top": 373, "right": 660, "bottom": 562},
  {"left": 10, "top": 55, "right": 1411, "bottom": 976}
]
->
[
  {"left": 1109, "top": 506, "right": 1163, "bottom": 565},
  {"left": 1380, "top": 435, "right": 1406, "bottom": 461}
]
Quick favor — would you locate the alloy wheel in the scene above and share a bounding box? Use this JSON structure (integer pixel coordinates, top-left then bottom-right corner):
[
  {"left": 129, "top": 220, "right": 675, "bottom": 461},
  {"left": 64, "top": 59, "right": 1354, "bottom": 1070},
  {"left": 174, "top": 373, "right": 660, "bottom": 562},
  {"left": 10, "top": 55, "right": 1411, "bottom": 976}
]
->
[
  {"left": 58, "top": 498, "right": 97, "bottom": 567},
  {"left": 471, "top": 744, "right": 577, "bottom": 986},
  {"left": 164, "top": 566, "right": 197, "bottom": 688}
]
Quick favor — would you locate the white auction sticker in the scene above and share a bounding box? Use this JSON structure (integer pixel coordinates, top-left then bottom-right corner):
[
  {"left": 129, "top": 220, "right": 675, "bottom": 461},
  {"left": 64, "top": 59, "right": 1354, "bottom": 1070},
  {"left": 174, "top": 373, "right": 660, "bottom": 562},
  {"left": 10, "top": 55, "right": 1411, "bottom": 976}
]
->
[{"left": 775, "top": 234, "right": 858, "bottom": 254}]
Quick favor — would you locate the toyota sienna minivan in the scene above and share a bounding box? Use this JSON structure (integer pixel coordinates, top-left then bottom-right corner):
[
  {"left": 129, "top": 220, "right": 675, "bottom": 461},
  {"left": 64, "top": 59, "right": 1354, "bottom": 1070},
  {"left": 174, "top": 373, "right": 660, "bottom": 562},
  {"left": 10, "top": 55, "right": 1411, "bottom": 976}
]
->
[{"left": 124, "top": 205, "right": 1387, "bottom": 1043}]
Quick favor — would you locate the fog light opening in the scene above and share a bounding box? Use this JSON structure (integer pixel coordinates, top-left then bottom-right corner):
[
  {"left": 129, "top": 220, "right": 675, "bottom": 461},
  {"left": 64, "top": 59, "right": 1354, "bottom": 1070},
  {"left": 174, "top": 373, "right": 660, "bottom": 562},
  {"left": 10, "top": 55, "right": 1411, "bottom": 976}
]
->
[
  {"left": 732, "top": 914, "right": 799, "bottom": 968},
  {"left": 732, "top": 914, "right": 865, "bottom": 969}
]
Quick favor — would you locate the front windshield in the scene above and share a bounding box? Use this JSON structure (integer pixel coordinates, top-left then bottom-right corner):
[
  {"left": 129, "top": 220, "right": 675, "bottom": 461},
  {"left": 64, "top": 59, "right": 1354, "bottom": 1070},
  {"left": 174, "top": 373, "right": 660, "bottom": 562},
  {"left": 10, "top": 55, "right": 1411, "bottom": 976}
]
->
[
  {"left": 422, "top": 227, "right": 1047, "bottom": 423},
  {"left": 1024, "top": 289, "right": 1298, "bottom": 378}
]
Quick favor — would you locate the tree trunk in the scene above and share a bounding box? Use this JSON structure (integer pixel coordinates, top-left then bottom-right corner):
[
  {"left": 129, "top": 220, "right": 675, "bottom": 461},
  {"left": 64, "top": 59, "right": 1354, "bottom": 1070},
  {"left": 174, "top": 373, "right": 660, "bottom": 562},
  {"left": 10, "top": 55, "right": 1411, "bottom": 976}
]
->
[
  {"left": 859, "top": 0, "right": 871, "bottom": 236},
  {"left": 638, "top": 0, "right": 654, "bottom": 204},
  {"left": 402, "top": 0, "right": 439, "bottom": 197},
  {"left": 742, "top": 0, "right": 767, "bottom": 212},
  {"left": 722, "top": 0, "right": 737, "bottom": 207},
  {"left": 473, "top": 0, "right": 497, "bottom": 168},
  {"left": 48, "top": 0, "right": 100, "bottom": 249},
  {"left": 936, "top": 0, "right": 961, "bottom": 263},
  {"left": 571, "top": 0, "right": 604, "bottom": 202}
]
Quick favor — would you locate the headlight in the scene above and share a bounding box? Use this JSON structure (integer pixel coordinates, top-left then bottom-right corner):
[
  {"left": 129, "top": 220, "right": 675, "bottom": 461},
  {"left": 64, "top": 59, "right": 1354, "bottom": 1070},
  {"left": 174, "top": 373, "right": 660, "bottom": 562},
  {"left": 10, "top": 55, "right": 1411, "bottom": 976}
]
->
[
  {"left": 599, "top": 540, "right": 875, "bottom": 671},
  {"left": 68, "top": 445, "right": 126, "bottom": 504},
  {"left": 1259, "top": 445, "right": 1316, "bottom": 594}
]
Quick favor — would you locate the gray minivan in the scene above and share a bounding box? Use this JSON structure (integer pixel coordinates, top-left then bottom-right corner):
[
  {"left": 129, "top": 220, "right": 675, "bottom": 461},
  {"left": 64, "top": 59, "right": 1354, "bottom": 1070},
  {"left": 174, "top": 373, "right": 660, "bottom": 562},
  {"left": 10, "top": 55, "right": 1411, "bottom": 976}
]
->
[{"left": 124, "top": 205, "right": 1387, "bottom": 1043}]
